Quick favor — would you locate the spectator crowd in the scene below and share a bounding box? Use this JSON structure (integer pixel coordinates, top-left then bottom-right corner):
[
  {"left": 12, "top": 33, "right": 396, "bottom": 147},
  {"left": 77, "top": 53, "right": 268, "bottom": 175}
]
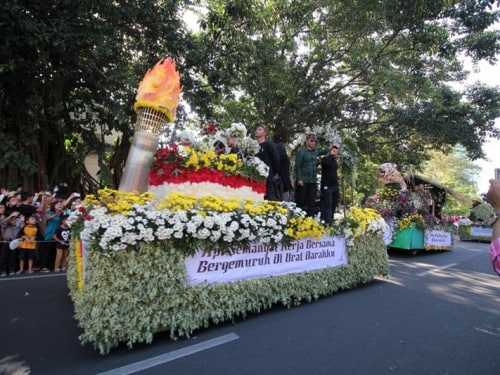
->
[{"left": 0, "top": 183, "right": 80, "bottom": 276}]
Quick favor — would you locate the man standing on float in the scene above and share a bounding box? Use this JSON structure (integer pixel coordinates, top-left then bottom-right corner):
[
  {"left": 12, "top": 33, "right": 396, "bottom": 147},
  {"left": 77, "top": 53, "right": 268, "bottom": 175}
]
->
[
  {"left": 255, "top": 124, "right": 280, "bottom": 201},
  {"left": 295, "top": 134, "right": 328, "bottom": 216},
  {"left": 319, "top": 145, "right": 341, "bottom": 225}
]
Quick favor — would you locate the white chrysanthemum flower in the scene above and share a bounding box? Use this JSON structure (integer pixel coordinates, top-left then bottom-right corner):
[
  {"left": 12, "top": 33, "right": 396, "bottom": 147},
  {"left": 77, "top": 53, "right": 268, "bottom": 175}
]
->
[
  {"left": 239, "top": 137, "right": 260, "bottom": 155},
  {"left": 186, "top": 222, "right": 198, "bottom": 234},
  {"left": 156, "top": 227, "right": 173, "bottom": 240},
  {"left": 210, "top": 231, "right": 222, "bottom": 242},
  {"left": 196, "top": 228, "right": 211, "bottom": 239}
]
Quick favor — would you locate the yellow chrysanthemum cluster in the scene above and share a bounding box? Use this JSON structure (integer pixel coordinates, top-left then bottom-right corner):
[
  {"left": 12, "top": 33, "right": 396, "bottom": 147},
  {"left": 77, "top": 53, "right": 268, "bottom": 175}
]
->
[
  {"left": 286, "top": 216, "right": 327, "bottom": 240},
  {"left": 84, "top": 188, "right": 153, "bottom": 214},
  {"left": 158, "top": 193, "right": 288, "bottom": 217},
  {"left": 397, "top": 213, "right": 425, "bottom": 232},
  {"left": 75, "top": 240, "right": 84, "bottom": 291},
  {"left": 379, "top": 186, "right": 399, "bottom": 202},
  {"left": 348, "top": 207, "right": 382, "bottom": 237},
  {"left": 184, "top": 147, "right": 243, "bottom": 174}
]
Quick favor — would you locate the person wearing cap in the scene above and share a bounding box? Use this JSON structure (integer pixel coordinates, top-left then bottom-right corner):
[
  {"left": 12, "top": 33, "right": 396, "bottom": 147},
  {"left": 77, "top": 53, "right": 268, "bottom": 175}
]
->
[
  {"left": 319, "top": 145, "right": 341, "bottom": 225},
  {"left": 486, "top": 179, "right": 500, "bottom": 276},
  {"left": 295, "top": 134, "right": 328, "bottom": 216},
  {"left": 255, "top": 124, "right": 281, "bottom": 201}
]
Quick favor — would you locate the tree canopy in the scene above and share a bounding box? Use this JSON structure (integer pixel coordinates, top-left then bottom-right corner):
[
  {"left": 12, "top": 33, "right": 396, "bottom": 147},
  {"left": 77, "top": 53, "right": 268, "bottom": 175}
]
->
[{"left": 0, "top": 0, "right": 499, "bottom": 199}]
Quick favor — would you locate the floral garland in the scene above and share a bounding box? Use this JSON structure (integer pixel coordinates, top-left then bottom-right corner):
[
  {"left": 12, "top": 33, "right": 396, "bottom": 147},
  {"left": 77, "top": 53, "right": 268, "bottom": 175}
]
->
[{"left": 68, "top": 190, "right": 387, "bottom": 257}]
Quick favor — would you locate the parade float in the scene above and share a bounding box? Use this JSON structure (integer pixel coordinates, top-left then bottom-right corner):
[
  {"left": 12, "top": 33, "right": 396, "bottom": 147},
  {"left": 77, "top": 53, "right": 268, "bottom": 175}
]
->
[
  {"left": 67, "top": 58, "right": 389, "bottom": 354},
  {"left": 366, "top": 164, "right": 455, "bottom": 255},
  {"left": 458, "top": 202, "right": 495, "bottom": 242}
]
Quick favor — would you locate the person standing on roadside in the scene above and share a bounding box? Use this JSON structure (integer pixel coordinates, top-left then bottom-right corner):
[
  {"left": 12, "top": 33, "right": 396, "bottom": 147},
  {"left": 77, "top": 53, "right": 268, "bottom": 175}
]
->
[
  {"left": 486, "top": 179, "right": 500, "bottom": 276},
  {"left": 0, "top": 207, "right": 20, "bottom": 276},
  {"left": 319, "top": 145, "right": 341, "bottom": 226},
  {"left": 53, "top": 215, "right": 71, "bottom": 272},
  {"left": 39, "top": 201, "right": 64, "bottom": 272},
  {"left": 295, "top": 134, "right": 328, "bottom": 216},
  {"left": 16, "top": 215, "right": 40, "bottom": 274}
]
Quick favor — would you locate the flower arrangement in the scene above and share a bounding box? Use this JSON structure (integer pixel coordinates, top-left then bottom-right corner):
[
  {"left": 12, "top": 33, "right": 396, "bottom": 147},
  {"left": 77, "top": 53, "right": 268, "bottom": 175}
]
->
[
  {"left": 396, "top": 213, "right": 425, "bottom": 232},
  {"left": 149, "top": 144, "right": 268, "bottom": 200},
  {"left": 365, "top": 185, "right": 435, "bottom": 233},
  {"left": 68, "top": 189, "right": 332, "bottom": 255},
  {"left": 202, "top": 120, "right": 218, "bottom": 135},
  {"left": 238, "top": 137, "right": 261, "bottom": 156},
  {"left": 68, "top": 189, "right": 389, "bottom": 257},
  {"left": 342, "top": 207, "right": 387, "bottom": 245},
  {"left": 225, "top": 122, "right": 247, "bottom": 139}
]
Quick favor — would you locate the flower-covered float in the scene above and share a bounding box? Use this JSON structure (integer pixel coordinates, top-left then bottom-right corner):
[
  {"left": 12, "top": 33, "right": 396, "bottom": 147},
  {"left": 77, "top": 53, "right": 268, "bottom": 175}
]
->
[
  {"left": 67, "top": 58, "right": 389, "bottom": 354},
  {"left": 366, "top": 166, "right": 455, "bottom": 255},
  {"left": 458, "top": 202, "right": 494, "bottom": 242}
]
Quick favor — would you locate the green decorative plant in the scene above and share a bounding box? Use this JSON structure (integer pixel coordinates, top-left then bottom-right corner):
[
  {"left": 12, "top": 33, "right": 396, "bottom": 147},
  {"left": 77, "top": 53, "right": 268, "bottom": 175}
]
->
[
  {"left": 67, "top": 233, "right": 388, "bottom": 355},
  {"left": 469, "top": 203, "right": 495, "bottom": 225}
]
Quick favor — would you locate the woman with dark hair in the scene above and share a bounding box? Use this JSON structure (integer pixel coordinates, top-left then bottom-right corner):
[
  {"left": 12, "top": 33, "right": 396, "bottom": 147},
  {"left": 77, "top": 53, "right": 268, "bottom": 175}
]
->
[{"left": 213, "top": 140, "right": 226, "bottom": 155}]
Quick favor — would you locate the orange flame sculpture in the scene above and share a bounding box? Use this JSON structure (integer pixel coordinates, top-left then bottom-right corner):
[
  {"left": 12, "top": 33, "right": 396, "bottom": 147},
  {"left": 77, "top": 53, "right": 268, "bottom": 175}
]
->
[
  {"left": 134, "top": 57, "right": 181, "bottom": 123},
  {"left": 119, "top": 58, "right": 182, "bottom": 193}
]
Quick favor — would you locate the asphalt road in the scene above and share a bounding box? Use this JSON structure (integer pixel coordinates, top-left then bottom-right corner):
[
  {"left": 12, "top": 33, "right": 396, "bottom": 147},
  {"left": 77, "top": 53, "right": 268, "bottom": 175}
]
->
[{"left": 0, "top": 239, "right": 498, "bottom": 375}]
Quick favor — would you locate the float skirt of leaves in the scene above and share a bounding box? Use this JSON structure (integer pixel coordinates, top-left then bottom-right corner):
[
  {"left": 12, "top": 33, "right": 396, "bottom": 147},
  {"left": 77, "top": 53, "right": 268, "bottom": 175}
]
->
[{"left": 67, "top": 234, "right": 388, "bottom": 354}]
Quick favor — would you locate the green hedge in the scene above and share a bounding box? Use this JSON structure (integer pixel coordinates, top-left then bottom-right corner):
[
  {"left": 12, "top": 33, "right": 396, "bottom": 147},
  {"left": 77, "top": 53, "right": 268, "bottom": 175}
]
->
[
  {"left": 458, "top": 224, "right": 492, "bottom": 242},
  {"left": 67, "top": 234, "right": 389, "bottom": 354}
]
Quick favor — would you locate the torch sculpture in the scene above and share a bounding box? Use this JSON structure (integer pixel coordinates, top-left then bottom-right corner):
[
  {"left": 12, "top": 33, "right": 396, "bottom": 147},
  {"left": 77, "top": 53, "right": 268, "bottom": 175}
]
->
[{"left": 119, "top": 58, "right": 181, "bottom": 193}]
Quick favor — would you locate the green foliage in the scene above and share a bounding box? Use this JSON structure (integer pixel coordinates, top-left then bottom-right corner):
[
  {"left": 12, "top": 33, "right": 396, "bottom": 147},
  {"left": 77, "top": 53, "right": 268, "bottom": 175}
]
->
[
  {"left": 67, "top": 234, "right": 389, "bottom": 354},
  {"left": 420, "top": 147, "right": 481, "bottom": 215},
  {"left": 0, "top": 0, "right": 190, "bottom": 191},
  {"left": 470, "top": 202, "right": 495, "bottom": 225},
  {"left": 458, "top": 224, "right": 492, "bottom": 242}
]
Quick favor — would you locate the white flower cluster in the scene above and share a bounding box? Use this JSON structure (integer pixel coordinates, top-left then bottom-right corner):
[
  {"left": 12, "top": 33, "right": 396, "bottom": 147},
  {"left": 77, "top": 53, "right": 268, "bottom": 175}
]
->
[
  {"left": 457, "top": 217, "right": 472, "bottom": 226},
  {"left": 244, "top": 155, "right": 270, "bottom": 178},
  {"left": 149, "top": 182, "right": 264, "bottom": 202},
  {"left": 225, "top": 122, "right": 247, "bottom": 139},
  {"left": 341, "top": 217, "right": 388, "bottom": 248},
  {"left": 366, "top": 218, "right": 389, "bottom": 235},
  {"left": 239, "top": 137, "right": 261, "bottom": 156},
  {"left": 73, "top": 204, "right": 289, "bottom": 254},
  {"left": 175, "top": 130, "right": 197, "bottom": 146}
]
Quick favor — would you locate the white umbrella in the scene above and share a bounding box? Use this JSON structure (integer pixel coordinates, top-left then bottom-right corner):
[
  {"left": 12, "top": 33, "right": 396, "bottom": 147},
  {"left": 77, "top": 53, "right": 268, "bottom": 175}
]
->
[{"left": 9, "top": 238, "right": 21, "bottom": 250}]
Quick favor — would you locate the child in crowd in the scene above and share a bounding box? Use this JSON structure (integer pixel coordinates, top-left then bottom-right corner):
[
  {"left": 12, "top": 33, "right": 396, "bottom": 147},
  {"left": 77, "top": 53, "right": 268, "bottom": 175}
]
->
[
  {"left": 53, "top": 215, "right": 70, "bottom": 272},
  {"left": 0, "top": 208, "right": 22, "bottom": 276},
  {"left": 17, "top": 215, "right": 40, "bottom": 274}
]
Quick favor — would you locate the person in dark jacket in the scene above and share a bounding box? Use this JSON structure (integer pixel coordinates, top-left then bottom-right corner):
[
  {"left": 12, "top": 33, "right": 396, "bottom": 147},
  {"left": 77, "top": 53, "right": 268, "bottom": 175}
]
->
[
  {"left": 275, "top": 142, "right": 293, "bottom": 201},
  {"left": 319, "top": 145, "right": 341, "bottom": 225},
  {"left": 255, "top": 124, "right": 281, "bottom": 201}
]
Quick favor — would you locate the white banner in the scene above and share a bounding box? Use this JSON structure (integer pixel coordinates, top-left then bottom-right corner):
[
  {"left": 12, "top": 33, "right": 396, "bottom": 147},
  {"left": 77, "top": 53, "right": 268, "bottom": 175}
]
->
[
  {"left": 470, "top": 226, "right": 493, "bottom": 237},
  {"left": 184, "top": 236, "right": 348, "bottom": 285},
  {"left": 424, "top": 229, "right": 452, "bottom": 247}
]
